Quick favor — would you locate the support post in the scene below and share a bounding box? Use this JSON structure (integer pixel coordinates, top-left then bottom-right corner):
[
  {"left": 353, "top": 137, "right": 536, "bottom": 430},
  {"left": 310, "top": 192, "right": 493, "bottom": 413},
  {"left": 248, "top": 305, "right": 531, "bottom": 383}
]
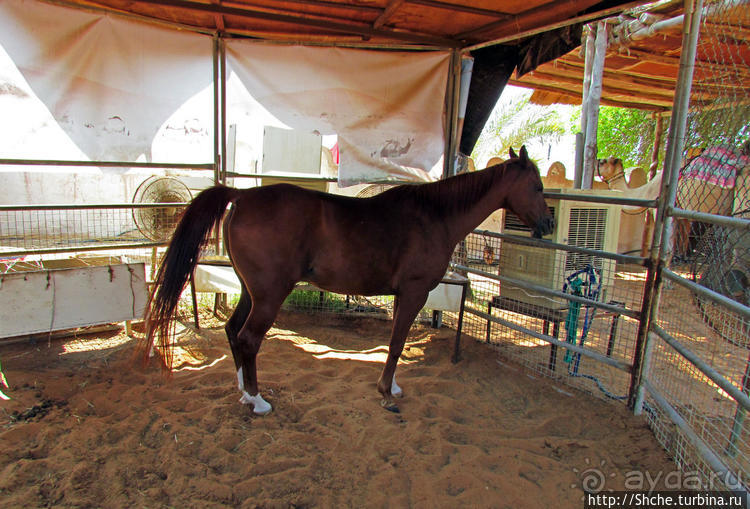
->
[
  {"left": 443, "top": 49, "right": 462, "bottom": 179},
  {"left": 212, "top": 34, "right": 221, "bottom": 187},
  {"left": 582, "top": 21, "right": 607, "bottom": 189},
  {"left": 576, "top": 28, "right": 595, "bottom": 189},
  {"left": 219, "top": 37, "right": 227, "bottom": 186},
  {"left": 649, "top": 112, "right": 664, "bottom": 180}
]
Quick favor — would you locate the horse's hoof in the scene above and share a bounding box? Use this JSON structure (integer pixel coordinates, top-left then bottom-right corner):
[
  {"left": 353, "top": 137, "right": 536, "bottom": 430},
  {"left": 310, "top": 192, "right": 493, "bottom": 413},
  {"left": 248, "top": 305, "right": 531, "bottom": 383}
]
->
[
  {"left": 381, "top": 399, "right": 400, "bottom": 413},
  {"left": 253, "top": 405, "right": 273, "bottom": 416},
  {"left": 240, "top": 391, "right": 273, "bottom": 416}
]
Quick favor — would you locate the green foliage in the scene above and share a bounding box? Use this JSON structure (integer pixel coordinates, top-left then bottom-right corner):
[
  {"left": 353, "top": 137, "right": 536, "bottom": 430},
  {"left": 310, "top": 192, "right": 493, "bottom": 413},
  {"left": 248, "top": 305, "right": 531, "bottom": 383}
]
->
[
  {"left": 596, "top": 107, "right": 660, "bottom": 169},
  {"left": 472, "top": 88, "right": 579, "bottom": 166},
  {"left": 283, "top": 289, "right": 350, "bottom": 312},
  {"left": 685, "top": 103, "right": 750, "bottom": 151}
]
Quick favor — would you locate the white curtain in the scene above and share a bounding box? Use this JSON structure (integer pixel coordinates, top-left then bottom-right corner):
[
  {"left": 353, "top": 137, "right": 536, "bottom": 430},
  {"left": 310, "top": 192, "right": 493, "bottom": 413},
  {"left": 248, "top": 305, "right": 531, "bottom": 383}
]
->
[
  {"left": 227, "top": 41, "right": 450, "bottom": 185},
  {"left": 0, "top": 0, "right": 212, "bottom": 163}
]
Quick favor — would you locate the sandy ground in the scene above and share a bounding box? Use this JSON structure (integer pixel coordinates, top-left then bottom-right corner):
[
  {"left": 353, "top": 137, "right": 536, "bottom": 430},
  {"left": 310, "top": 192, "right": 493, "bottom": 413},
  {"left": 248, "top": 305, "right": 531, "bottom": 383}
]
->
[{"left": 0, "top": 309, "right": 676, "bottom": 508}]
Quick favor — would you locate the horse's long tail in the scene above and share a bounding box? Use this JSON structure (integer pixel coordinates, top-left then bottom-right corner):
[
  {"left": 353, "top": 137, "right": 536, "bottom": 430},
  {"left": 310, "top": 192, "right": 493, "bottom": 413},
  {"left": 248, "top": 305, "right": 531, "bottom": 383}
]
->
[{"left": 144, "top": 185, "right": 239, "bottom": 369}]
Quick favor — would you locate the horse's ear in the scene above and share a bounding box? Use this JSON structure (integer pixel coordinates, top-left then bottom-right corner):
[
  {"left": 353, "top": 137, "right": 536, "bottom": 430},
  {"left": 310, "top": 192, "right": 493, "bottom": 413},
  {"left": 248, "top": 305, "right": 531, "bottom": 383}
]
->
[
  {"left": 509, "top": 147, "right": 518, "bottom": 159},
  {"left": 519, "top": 145, "right": 529, "bottom": 163}
]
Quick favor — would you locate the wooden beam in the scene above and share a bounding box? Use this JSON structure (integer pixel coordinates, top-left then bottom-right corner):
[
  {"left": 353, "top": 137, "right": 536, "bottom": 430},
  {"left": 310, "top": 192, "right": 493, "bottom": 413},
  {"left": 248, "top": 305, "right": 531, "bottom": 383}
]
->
[
  {"left": 509, "top": 79, "right": 671, "bottom": 111},
  {"left": 407, "top": 0, "right": 511, "bottom": 19},
  {"left": 554, "top": 59, "right": 676, "bottom": 87},
  {"left": 525, "top": 70, "right": 676, "bottom": 105},
  {"left": 127, "top": 0, "right": 460, "bottom": 47},
  {"left": 223, "top": 0, "right": 382, "bottom": 15},
  {"left": 582, "top": 21, "right": 606, "bottom": 189},
  {"left": 701, "top": 21, "right": 750, "bottom": 42},
  {"left": 556, "top": 56, "right": 742, "bottom": 94},
  {"left": 463, "top": 0, "right": 644, "bottom": 51},
  {"left": 373, "top": 0, "right": 406, "bottom": 29},
  {"left": 456, "top": 0, "right": 602, "bottom": 40},
  {"left": 211, "top": 0, "right": 225, "bottom": 31},
  {"left": 624, "top": 47, "right": 750, "bottom": 78},
  {"left": 222, "top": 0, "right": 377, "bottom": 25}
]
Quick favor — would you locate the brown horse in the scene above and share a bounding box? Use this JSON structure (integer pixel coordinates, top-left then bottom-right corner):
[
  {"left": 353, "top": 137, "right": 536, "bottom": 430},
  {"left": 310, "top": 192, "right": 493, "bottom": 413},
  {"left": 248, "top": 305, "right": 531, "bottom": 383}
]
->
[{"left": 145, "top": 146, "right": 554, "bottom": 414}]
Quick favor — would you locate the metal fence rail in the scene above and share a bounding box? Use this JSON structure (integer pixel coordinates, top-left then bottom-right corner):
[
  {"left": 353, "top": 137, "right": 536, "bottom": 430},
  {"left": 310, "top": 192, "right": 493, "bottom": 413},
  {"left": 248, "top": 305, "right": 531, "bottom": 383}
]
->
[{"left": 0, "top": 203, "right": 187, "bottom": 256}]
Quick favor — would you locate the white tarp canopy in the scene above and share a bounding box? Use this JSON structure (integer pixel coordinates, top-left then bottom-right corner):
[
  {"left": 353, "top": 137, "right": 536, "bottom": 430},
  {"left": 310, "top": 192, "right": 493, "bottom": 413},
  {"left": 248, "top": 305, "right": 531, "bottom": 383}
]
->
[
  {"left": 0, "top": 0, "right": 450, "bottom": 185},
  {"left": 0, "top": 0, "right": 212, "bottom": 163},
  {"left": 227, "top": 41, "right": 449, "bottom": 184}
]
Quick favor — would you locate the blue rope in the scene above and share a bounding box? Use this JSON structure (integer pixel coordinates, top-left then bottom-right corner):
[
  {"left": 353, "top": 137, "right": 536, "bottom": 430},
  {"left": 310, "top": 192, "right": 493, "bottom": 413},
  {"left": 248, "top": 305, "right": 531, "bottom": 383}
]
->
[{"left": 563, "top": 265, "right": 628, "bottom": 401}]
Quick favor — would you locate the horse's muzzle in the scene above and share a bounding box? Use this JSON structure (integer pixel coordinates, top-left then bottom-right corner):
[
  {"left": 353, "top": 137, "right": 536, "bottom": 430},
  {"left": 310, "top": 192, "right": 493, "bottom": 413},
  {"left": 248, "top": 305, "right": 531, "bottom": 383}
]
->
[{"left": 532, "top": 216, "right": 555, "bottom": 239}]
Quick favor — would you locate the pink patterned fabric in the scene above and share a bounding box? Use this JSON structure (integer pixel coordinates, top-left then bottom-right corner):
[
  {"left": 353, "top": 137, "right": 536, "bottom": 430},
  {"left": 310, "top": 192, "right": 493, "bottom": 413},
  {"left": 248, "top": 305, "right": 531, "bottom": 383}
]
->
[{"left": 681, "top": 145, "right": 750, "bottom": 188}]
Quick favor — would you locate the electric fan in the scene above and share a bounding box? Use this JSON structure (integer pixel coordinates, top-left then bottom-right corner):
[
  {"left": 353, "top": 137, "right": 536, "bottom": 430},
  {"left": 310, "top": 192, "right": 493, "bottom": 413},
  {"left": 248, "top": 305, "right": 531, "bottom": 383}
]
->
[{"left": 132, "top": 176, "right": 192, "bottom": 242}]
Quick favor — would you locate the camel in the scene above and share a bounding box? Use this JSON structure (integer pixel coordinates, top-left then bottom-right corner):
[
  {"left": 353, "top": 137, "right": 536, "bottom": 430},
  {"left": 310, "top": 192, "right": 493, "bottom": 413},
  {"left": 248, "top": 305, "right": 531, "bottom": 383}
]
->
[{"left": 597, "top": 157, "right": 663, "bottom": 256}]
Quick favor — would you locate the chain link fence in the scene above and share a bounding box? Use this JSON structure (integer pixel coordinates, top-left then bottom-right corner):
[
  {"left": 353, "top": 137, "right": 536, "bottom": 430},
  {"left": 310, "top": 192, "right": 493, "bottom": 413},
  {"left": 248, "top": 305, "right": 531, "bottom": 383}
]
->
[{"left": 641, "top": 0, "right": 750, "bottom": 493}]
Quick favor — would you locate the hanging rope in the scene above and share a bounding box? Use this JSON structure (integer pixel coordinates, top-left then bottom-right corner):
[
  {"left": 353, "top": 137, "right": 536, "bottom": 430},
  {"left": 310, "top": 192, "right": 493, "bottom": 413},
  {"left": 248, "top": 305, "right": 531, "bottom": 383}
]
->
[{"left": 563, "top": 265, "right": 628, "bottom": 401}]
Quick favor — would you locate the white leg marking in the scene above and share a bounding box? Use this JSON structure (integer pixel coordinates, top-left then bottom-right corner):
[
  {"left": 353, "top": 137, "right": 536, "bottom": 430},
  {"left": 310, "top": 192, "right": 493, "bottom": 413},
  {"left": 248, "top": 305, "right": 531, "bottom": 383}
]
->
[
  {"left": 391, "top": 373, "right": 403, "bottom": 398},
  {"left": 237, "top": 367, "right": 244, "bottom": 391},
  {"left": 240, "top": 390, "right": 273, "bottom": 415}
]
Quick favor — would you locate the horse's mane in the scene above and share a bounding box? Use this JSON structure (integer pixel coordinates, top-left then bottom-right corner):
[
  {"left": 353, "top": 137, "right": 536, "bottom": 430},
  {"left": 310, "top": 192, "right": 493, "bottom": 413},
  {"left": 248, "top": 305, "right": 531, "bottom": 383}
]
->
[{"left": 376, "top": 162, "right": 508, "bottom": 217}]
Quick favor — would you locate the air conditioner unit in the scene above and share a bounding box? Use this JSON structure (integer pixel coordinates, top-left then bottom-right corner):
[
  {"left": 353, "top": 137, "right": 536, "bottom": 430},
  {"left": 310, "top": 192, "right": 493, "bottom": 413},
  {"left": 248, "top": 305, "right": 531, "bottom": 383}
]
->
[{"left": 498, "top": 188, "right": 622, "bottom": 309}]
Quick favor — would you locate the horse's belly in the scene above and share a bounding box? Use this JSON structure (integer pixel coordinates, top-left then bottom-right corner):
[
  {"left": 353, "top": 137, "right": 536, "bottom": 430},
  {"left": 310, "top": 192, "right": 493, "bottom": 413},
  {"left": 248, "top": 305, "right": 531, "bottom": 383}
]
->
[{"left": 304, "top": 271, "right": 394, "bottom": 297}]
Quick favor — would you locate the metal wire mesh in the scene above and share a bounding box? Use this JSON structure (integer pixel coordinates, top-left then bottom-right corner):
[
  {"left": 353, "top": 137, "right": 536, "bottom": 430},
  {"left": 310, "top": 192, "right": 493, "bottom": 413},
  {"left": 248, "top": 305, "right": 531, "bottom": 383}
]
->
[
  {"left": 0, "top": 204, "right": 186, "bottom": 255},
  {"left": 449, "top": 230, "right": 645, "bottom": 401},
  {"left": 645, "top": 0, "right": 750, "bottom": 493},
  {"left": 281, "top": 290, "right": 396, "bottom": 319},
  {"left": 643, "top": 388, "right": 741, "bottom": 491}
]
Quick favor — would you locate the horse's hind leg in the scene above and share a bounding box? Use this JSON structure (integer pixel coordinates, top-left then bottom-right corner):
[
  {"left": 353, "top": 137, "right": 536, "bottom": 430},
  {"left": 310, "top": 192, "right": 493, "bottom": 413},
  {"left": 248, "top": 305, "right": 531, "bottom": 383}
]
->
[
  {"left": 236, "top": 285, "right": 292, "bottom": 415},
  {"left": 225, "top": 286, "right": 252, "bottom": 392}
]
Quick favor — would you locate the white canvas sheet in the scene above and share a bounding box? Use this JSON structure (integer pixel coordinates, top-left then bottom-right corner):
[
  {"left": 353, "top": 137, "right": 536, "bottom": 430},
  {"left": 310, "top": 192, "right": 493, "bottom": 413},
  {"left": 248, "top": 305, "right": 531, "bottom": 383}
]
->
[
  {"left": 227, "top": 42, "right": 450, "bottom": 186},
  {"left": 0, "top": 0, "right": 212, "bottom": 162}
]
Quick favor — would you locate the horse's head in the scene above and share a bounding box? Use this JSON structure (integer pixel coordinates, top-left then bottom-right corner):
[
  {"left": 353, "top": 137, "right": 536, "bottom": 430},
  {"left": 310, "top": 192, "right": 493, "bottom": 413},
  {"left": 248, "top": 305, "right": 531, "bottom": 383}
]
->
[{"left": 505, "top": 146, "right": 555, "bottom": 238}]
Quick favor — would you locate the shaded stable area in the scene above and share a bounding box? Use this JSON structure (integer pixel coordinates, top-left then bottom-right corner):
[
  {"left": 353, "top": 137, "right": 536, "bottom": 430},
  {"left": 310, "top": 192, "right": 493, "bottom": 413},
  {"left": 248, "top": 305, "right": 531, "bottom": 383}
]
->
[{"left": 2, "top": 0, "right": 750, "bottom": 504}]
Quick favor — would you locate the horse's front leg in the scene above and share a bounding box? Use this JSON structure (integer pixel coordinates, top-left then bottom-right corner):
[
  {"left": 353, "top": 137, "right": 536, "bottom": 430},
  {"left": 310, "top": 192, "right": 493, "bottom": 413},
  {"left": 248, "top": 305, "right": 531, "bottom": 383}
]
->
[{"left": 377, "top": 289, "right": 429, "bottom": 412}]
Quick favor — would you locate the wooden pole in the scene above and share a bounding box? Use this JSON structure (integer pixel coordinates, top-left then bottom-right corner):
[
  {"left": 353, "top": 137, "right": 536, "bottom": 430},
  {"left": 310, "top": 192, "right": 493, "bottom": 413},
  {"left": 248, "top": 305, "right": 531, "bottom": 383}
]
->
[
  {"left": 575, "top": 27, "right": 595, "bottom": 188},
  {"left": 649, "top": 112, "right": 664, "bottom": 180},
  {"left": 582, "top": 21, "right": 607, "bottom": 189},
  {"left": 641, "top": 112, "right": 665, "bottom": 256}
]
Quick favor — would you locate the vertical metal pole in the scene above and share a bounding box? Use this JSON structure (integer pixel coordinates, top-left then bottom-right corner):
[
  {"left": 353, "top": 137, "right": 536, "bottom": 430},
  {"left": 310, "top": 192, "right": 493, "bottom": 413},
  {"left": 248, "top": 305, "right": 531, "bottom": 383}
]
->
[
  {"left": 659, "top": 0, "right": 703, "bottom": 264},
  {"left": 727, "top": 349, "right": 750, "bottom": 457},
  {"left": 443, "top": 49, "right": 461, "bottom": 179},
  {"left": 218, "top": 36, "right": 228, "bottom": 312},
  {"left": 632, "top": 0, "right": 703, "bottom": 415},
  {"left": 220, "top": 38, "right": 227, "bottom": 186},
  {"left": 212, "top": 34, "right": 221, "bottom": 187},
  {"left": 211, "top": 34, "right": 222, "bottom": 260}
]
